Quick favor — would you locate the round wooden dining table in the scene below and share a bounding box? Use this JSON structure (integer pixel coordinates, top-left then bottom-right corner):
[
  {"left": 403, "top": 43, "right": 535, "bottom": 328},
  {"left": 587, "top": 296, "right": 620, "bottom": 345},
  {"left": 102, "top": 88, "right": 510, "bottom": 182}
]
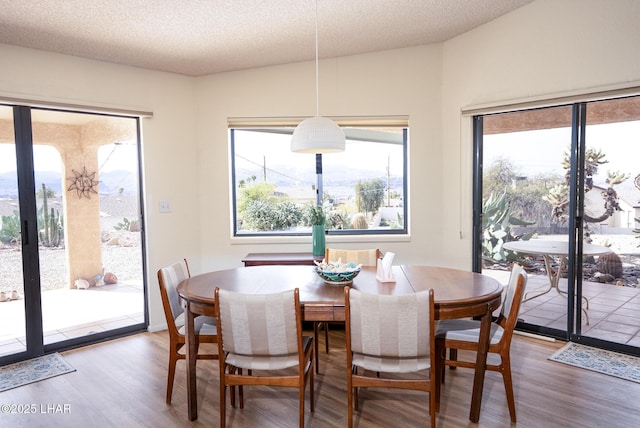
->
[{"left": 178, "top": 264, "right": 503, "bottom": 422}]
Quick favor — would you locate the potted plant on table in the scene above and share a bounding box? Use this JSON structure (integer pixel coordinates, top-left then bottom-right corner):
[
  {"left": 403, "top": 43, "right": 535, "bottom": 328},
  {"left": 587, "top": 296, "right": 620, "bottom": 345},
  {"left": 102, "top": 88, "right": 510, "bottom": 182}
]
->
[{"left": 306, "top": 204, "right": 326, "bottom": 256}]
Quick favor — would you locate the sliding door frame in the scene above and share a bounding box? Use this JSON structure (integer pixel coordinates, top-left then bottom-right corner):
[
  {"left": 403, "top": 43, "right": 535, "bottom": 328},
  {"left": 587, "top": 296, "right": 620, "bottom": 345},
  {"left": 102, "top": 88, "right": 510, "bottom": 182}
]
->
[
  {"left": 1, "top": 104, "right": 149, "bottom": 366},
  {"left": 13, "top": 106, "right": 45, "bottom": 361},
  {"left": 472, "top": 95, "right": 640, "bottom": 355}
]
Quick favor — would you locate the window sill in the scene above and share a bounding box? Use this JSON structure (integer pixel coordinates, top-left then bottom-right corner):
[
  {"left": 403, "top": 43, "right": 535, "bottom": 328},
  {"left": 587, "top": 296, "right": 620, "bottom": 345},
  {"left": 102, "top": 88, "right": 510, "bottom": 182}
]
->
[{"left": 230, "top": 233, "right": 411, "bottom": 246}]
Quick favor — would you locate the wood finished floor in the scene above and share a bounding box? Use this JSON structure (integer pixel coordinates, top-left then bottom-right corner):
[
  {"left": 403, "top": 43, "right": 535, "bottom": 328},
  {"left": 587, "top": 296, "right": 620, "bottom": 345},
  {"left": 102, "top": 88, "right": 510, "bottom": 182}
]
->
[{"left": 2, "top": 329, "right": 640, "bottom": 427}]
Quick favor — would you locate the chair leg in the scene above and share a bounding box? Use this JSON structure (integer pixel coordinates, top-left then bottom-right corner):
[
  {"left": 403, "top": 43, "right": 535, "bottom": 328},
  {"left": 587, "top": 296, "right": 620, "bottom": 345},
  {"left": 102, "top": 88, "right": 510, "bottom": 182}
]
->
[
  {"left": 348, "top": 388, "right": 354, "bottom": 428},
  {"left": 239, "top": 368, "right": 245, "bottom": 409},
  {"left": 430, "top": 380, "right": 437, "bottom": 428},
  {"left": 434, "top": 349, "right": 443, "bottom": 411},
  {"left": 229, "top": 366, "right": 236, "bottom": 408},
  {"left": 313, "top": 322, "right": 330, "bottom": 374},
  {"left": 449, "top": 348, "right": 458, "bottom": 368},
  {"left": 354, "top": 386, "right": 359, "bottom": 411},
  {"left": 501, "top": 358, "right": 517, "bottom": 422},
  {"left": 430, "top": 404, "right": 436, "bottom": 428},
  {"left": 323, "top": 322, "right": 329, "bottom": 353},
  {"left": 352, "top": 366, "right": 360, "bottom": 411},
  {"left": 309, "top": 358, "right": 315, "bottom": 412},
  {"left": 313, "top": 322, "right": 320, "bottom": 374},
  {"left": 220, "top": 368, "right": 227, "bottom": 428},
  {"left": 166, "top": 351, "right": 178, "bottom": 404},
  {"left": 347, "top": 362, "right": 354, "bottom": 428},
  {"left": 299, "top": 381, "right": 305, "bottom": 428},
  {"left": 434, "top": 338, "right": 446, "bottom": 385}
]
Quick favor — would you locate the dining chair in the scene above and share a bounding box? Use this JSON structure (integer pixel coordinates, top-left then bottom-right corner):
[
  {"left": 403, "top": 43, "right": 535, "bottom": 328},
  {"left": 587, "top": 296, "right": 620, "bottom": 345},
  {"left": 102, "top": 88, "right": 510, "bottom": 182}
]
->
[
  {"left": 314, "top": 248, "right": 382, "bottom": 373},
  {"left": 435, "top": 263, "right": 527, "bottom": 422},
  {"left": 215, "top": 287, "right": 315, "bottom": 428},
  {"left": 344, "top": 286, "right": 439, "bottom": 428},
  {"left": 325, "top": 248, "right": 382, "bottom": 267},
  {"left": 157, "top": 259, "right": 218, "bottom": 404}
]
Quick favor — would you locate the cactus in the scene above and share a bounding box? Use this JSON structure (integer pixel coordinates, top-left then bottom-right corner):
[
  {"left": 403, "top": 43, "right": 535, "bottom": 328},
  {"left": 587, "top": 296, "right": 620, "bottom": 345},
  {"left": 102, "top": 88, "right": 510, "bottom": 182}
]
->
[
  {"left": 0, "top": 210, "right": 21, "bottom": 244},
  {"left": 482, "top": 189, "right": 536, "bottom": 262},
  {"left": 114, "top": 217, "right": 139, "bottom": 231},
  {"left": 595, "top": 252, "right": 623, "bottom": 278},
  {"left": 351, "top": 213, "right": 368, "bottom": 229},
  {"left": 38, "top": 183, "right": 63, "bottom": 247},
  {"left": 39, "top": 207, "right": 62, "bottom": 247}
]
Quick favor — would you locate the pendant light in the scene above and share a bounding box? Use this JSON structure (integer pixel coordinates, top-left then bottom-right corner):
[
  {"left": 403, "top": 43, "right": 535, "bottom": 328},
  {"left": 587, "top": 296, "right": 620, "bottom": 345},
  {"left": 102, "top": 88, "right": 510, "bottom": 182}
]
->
[{"left": 291, "top": 0, "right": 345, "bottom": 153}]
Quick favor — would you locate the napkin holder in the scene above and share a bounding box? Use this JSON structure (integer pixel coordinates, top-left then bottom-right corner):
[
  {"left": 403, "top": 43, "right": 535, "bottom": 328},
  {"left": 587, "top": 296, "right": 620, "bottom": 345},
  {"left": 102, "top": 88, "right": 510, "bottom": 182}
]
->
[{"left": 376, "top": 252, "right": 396, "bottom": 283}]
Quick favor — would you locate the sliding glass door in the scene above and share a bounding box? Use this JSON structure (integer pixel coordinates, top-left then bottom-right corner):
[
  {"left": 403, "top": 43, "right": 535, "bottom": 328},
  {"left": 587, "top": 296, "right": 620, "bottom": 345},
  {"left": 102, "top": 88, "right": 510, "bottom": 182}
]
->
[
  {"left": 0, "top": 105, "right": 27, "bottom": 357},
  {"left": 0, "top": 105, "right": 147, "bottom": 365},
  {"left": 478, "top": 105, "right": 575, "bottom": 333},
  {"left": 580, "top": 98, "right": 640, "bottom": 348},
  {"left": 475, "top": 95, "right": 640, "bottom": 354}
]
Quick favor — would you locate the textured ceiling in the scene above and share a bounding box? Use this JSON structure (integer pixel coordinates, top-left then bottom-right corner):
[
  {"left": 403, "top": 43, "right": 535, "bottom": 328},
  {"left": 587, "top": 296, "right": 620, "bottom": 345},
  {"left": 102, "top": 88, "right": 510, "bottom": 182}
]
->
[{"left": 0, "top": 0, "right": 534, "bottom": 76}]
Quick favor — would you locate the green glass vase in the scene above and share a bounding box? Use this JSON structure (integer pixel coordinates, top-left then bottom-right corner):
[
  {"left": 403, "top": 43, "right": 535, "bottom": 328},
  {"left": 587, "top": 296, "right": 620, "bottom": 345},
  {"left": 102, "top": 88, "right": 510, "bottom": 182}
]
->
[{"left": 312, "top": 224, "right": 326, "bottom": 256}]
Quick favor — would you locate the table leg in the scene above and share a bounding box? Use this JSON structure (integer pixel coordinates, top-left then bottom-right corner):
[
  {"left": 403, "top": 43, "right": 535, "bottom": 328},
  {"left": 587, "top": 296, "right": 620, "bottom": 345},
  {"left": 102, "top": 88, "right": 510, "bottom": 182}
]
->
[
  {"left": 523, "top": 255, "right": 557, "bottom": 302},
  {"left": 469, "top": 306, "right": 492, "bottom": 422},
  {"left": 184, "top": 301, "right": 198, "bottom": 421},
  {"left": 532, "top": 255, "right": 591, "bottom": 324}
]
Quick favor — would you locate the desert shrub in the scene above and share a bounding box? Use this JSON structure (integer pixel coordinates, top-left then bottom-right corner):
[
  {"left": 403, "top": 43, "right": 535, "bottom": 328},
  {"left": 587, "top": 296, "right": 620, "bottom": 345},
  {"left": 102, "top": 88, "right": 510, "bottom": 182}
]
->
[
  {"left": 0, "top": 210, "right": 21, "bottom": 244},
  {"left": 482, "top": 190, "right": 535, "bottom": 262},
  {"left": 243, "top": 200, "right": 302, "bottom": 231}
]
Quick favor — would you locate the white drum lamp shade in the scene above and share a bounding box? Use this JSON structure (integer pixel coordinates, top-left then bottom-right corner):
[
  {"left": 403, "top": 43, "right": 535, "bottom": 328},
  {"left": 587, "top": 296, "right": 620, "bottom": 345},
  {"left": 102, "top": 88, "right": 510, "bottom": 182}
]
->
[{"left": 291, "top": 116, "right": 346, "bottom": 153}]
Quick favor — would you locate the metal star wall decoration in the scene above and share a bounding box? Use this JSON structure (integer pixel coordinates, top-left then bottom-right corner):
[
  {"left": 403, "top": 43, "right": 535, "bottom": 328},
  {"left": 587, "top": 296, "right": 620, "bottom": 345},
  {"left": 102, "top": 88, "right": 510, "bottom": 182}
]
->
[{"left": 67, "top": 166, "right": 99, "bottom": 199}]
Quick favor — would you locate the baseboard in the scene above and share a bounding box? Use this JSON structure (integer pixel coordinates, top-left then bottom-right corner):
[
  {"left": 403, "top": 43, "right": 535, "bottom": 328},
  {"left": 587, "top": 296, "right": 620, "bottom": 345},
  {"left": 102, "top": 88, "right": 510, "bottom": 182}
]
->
[
  {"left": 514, "top": 330, "right": 557, "bottom": 342},
  {"left": 147, "top": 322, "right": 168, "bottom": 333}
]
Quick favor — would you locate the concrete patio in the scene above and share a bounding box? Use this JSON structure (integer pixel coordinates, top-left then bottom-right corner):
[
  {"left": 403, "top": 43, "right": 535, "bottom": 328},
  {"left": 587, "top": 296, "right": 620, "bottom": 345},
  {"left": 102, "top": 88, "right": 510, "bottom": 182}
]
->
[
  {"left": 0, "top": 281, "right": 144, "bottom": 356},
  {"left": 484, "top": 269, "right": 640, "bottom": 346}
]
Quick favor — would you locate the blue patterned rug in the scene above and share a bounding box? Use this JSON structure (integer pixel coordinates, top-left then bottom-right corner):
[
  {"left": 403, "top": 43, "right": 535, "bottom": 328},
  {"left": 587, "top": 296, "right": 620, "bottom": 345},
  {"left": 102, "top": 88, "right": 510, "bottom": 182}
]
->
[
  {"left": 0, "top": 353, "right": 75, "bottom": 393},
  {"left": 549, "top": 342, "right": 640, "bottom": 383}
]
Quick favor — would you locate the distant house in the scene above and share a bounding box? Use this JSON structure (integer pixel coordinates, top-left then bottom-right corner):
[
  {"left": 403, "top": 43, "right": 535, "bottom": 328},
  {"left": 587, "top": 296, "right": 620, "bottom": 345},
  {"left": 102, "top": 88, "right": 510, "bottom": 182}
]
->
[{"left": 586, "top": 181, "right": 640, "bottom": 231}]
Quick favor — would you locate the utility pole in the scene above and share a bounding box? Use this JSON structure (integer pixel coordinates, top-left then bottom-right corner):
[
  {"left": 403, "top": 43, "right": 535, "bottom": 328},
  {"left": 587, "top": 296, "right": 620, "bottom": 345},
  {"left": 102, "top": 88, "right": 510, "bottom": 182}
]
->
[{"left": 387, "top": 155, "right": 391, "bottom": 207}]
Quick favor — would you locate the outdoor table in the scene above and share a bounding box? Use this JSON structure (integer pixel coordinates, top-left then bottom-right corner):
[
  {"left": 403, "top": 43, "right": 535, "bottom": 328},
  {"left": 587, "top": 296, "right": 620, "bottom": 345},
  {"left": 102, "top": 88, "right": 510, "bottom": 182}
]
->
[{"left": 503, "top": 240, "right": 612, "bottom": 324}]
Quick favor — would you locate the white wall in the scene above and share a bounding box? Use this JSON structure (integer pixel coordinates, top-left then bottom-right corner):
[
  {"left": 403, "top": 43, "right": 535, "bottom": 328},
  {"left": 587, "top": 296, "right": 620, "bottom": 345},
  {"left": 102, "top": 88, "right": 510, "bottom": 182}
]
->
[
  {"left": 441, "top": 0, "right": 640, "bottom": 268},
  {"left": 0, "top": 43, "right": 199, "bottom": 329},
  {"left": 192, "top": 45, "right": 445, "bottom": 273}
]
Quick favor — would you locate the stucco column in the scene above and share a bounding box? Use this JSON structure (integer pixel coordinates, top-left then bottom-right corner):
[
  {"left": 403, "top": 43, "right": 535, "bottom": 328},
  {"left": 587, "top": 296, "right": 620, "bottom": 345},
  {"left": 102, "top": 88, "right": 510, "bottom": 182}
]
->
[
  {"left": 61, "top": 146, "right": 103, "bottom": 287},
  {"left": 29, "top": 116, "right": 135, "bottom": 289}
]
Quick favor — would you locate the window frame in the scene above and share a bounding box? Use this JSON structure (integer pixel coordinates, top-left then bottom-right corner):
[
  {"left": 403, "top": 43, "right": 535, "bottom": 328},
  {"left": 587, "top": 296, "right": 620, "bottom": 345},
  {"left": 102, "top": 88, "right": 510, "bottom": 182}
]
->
[{"left": 229, "top": 119, "right": 409, "bottom": 238}]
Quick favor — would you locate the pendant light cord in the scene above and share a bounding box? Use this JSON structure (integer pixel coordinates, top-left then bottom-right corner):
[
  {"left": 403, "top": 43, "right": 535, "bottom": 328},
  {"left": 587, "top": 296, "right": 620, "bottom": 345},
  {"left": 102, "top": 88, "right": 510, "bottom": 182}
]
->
[{"left": 314, "top": 0, "right": 319, "bottom": 117}]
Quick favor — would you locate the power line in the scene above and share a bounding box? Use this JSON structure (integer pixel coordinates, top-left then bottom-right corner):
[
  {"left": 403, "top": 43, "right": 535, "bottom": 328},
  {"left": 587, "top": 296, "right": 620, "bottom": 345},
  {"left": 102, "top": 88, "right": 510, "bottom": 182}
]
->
[{"left": 236, "top": 153, "right": 315, "bottom": 187}]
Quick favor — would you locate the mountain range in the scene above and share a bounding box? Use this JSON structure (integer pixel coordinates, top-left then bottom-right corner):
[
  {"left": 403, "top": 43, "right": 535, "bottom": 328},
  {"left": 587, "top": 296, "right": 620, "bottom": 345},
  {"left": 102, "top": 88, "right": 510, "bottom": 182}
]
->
[{"left": 0, "top": 170, "right": 139, "bottom": 198}]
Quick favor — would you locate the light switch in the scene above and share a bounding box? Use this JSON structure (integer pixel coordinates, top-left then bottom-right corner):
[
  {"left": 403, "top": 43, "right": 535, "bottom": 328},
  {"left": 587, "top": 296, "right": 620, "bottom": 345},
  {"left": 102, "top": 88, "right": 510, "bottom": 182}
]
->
[{"left": 159, "top": 200, "right": 172, "bottom": 213}]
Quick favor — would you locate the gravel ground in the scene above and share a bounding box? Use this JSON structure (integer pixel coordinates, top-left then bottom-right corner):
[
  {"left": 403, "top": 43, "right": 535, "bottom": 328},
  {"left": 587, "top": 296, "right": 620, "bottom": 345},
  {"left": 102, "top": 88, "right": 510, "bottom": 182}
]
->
[{"left": 0, "top": 232, "right": 143, "bottom": 294}]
